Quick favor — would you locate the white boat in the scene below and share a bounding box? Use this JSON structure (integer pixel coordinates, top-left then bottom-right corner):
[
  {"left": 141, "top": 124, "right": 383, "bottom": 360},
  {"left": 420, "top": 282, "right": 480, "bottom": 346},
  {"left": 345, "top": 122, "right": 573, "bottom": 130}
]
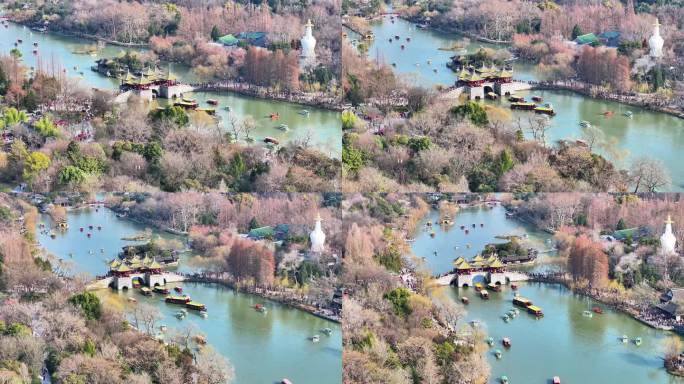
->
[
  {"left": 298, "top": 109, "right": 310, "bottom": 116},
  {"left": 321, "top": 327, "right": 333, "bottom": 335},
  {"left": 277, "top": 123, "right": 289, "bottom": 131},
  {"left": 312, "top": 335, "right": 320, "bottom": 343},
  {"left": 580, "top": 120, "right": 591, "bottom": 128}
]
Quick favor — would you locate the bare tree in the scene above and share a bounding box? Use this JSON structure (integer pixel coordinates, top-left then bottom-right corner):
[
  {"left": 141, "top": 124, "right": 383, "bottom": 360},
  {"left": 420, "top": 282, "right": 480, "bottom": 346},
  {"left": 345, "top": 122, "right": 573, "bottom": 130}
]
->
[
  {"left": 527, "top": 115, "right": 551, "bottom": 147},
  {"left": 629, "top": 156, "right": 671, "bottom": 192}
]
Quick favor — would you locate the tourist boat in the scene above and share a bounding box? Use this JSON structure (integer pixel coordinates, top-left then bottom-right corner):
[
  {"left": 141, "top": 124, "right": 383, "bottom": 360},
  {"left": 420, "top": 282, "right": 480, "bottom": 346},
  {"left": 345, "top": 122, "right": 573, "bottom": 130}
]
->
[
  {"left": 502, "top": 337, "right": 511, "bottom": 348},
  {"left": 527, "top": 305, "right": 543, "bottom": 317},
  {"left": 299, "top": 109, "right": 310, "bottom": 116},
  {"left": 623, "top": 111, "right": 633, "bottom": 118},
  {"left": 196, "top": 108, "right": 216, "bottom": 115},
  {"left": 510, "top": 102, "right": 536, "bottom": 110},
  {"left": 153, "top": 286, "right": 169, "bottom": 294},
  {"left": 592, "top": 306, "right": 603, "bottom": 314},
  {"left": 486, "top": 92, "right": 498, "bottom": 100},
  {"left": 127, "top": 297, "right": 137, "bottom": 303},
  {"left": 500, "top": 375, "right": 509, "bottom": 384},
  {"left": 534, "top": 103, "right": 556, "bottom": 116},
  {"left": 461, "top": 297, "right": 469, "bottom": 304},
  {"left": 277, "top": 123, "right": 289, "bottom": 131},
  {"left": 185, "top": 301, "right": 207, "bottom": 311},
  {"left": 140, "top": 287, "right": 152, "bottom": 296},
  {"left": 532, "top": 95, "right": 543, "bottom": 102},
  {"left": 321, "top": 327, "right": 333, "bottom": 336},
  {"left": 553, "top": 376, "right": 561, "bottom": 384},
  {"left": 312, "top": 334, "right": 320, "bottom": 343},
  {"left": 165, "top": 295, "right": 191, "bottom": 304},
  {"left": 174, "top": 99, "right": 198, "bottom": 109},
  {"left": 174, "top": 286, "right": 183, "bottom": 293},
  {"left": 582, "top": 310, "right": 593, "bottom": 318},
  {"left": 634, "top": 337, "right": 642, "bottom": 346},
  {"left": 486, "top": 337, "right": 494, "bottom": 346},
  {"left": 480, "top": 290, "right": 489, "bottom": 299},
  {"left": 509, "top": 95, "right": 525, "bottom": 102},
  {"left": 474, "top": 283, "right": 484, "bottom": 291},
  {"left": 513, "top": 297, "right": 532, "bottom": 307},
  {"left": 264, "top": 137, "right": 280, "bottom": 145},
  {"left": 579, "top": 120, "right": 591, "bottom": 128},
  {"left": 206, "top": 99, "right": 218, "bottom": 105},
  {"left": 487, "top": 283, "right": 501, "bottom": 292},
  {"left": 495, "top": 349, "right": 502, "bottom": 359},
  {"left": 621, "top": 335, "right": 628, "bottom": 343}
]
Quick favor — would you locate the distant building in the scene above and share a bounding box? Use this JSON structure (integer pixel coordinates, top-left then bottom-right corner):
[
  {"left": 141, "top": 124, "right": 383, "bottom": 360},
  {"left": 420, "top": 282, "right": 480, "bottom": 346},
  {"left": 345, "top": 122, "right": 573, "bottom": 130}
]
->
[
  {"left": 661, "top": 215, "right": 677, "bottom": 255},
  {"left": 598, "top": 31, "right": 621, "bottom": 48},
  {"left": 575, "top": 33, "right": 600, "bottom": 46},
  {"left": 300, "top": 19, "right": 317, "bottom": 67},
  {"left": 649, "top": 19, "right": 664, "bottom": 58},
  {"left": 658, "top": 288, "right": 684, "bottom": 321},
  {"left": 611, "top": 227, "right": 651, "bottom": 242},
  {"left": 310, "top": 213, "right": 326, "bottom": 253},
  {"left": 218, "top": 32, "right": 267, "bottom": 47},
  {"left": 248, "top": 224, "right": 290, "bottom": 241}
]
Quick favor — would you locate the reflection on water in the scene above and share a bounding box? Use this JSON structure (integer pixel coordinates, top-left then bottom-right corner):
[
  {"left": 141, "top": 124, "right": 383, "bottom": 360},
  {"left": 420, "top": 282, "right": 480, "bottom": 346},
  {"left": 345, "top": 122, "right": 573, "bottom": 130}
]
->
[
  {"left": 38, "top": 206, "right": 342, "bottom": 384},
  {"left": 412, "top": 205, "right": 683, "bottom": 383}
]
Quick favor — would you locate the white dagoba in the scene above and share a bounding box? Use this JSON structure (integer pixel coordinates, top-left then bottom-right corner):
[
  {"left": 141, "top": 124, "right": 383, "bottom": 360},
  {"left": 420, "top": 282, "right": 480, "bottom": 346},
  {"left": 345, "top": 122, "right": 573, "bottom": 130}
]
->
[
  {"left": 649, "top": 18, "right": 664, "bottom": 58},
  {"left": 310, "top": 212, "right": 326, "bottom": 253},
  {"left": 300, "top": 19, "right": 316, "bottom": 65},
  {"left": 660, "top": 215, "right": 677, "bottom": 255}
]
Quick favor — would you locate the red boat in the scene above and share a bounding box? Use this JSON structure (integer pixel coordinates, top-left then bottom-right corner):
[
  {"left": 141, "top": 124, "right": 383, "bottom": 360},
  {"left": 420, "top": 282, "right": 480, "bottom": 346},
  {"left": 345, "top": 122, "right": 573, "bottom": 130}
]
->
[
  {"left": 174, "top": 286, "right": 183, "bottom": 293},
  {"left": 592, "top": 306, "right": 603, "bottom": 314},
  {"left": 553, "top": 376, "right": 561, "bottom": 384},
  {"left": 502, "top": 337, "right": 511, "bottom": 348},
  {"left": 511, "top": 284, "right": 518, "bottom": 290}
]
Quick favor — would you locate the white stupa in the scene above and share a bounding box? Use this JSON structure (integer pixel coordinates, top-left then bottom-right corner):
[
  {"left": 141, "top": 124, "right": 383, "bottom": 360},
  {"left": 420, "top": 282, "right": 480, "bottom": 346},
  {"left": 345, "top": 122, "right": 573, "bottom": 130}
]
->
[
  {"left": 310, "top": 212, "right": 326, "bottom": 253},
  {"left": 300, "top": 19, "right": 316, "bottom": 66},
  {"left": 660, "top": 215, "right": 677, "bottom": 255},
  {"left": 649, "top": 18, "right": 664, "bottom": 58}
]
